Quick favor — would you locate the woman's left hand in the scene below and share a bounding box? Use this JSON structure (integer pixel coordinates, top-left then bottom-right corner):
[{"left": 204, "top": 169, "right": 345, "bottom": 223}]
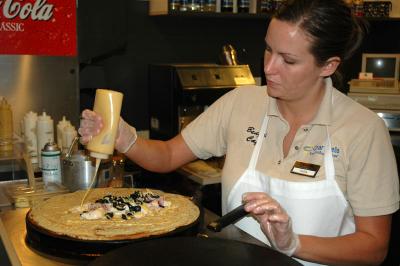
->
[{"left": 242, "top": 192, "right": 300, "bottom": 256}]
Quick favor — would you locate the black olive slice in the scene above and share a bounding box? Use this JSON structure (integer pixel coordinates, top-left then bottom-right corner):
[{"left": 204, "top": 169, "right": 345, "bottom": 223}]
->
[{"left": 105, "top": 212, "right": 114, "bottom": 219}]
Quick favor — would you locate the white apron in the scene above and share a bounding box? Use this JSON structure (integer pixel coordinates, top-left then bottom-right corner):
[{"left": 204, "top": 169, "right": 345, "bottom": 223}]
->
[{"left": 226, "top": 114, "right": 355, "bottom": 266}]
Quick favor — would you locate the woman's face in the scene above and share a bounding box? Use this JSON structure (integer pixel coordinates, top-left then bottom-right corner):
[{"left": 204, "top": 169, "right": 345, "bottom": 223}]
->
[{"left": 264, "top": 19, "right": 326, "bottom": 102}]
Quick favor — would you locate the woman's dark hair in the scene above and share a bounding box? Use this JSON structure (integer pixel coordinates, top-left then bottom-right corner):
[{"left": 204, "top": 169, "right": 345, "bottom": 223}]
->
[{"left": 274, "top": 0, "right": 368, "bottom": 86}]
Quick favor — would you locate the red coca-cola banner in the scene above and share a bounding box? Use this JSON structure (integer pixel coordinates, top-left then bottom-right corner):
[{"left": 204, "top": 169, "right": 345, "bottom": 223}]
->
[{"left": 0, "top": 0, "right": 76, "bottom": 56}]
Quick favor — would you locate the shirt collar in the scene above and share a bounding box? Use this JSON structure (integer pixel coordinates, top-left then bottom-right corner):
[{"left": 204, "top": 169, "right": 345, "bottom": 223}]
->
[
  {"left": 267, "top": 95, "right": 280, "bottom": 117},
  {"left": 311, "top": 77, "right": 333, "bottom": 126},
  {"left": 266, "top": 78, "right": 334, "bottom": 126}
]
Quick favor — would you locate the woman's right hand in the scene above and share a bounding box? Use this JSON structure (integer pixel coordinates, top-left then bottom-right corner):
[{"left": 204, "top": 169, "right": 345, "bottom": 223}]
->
[
  {"left": 242, "top": 192, "right": 300, "bottom": 256},
  {"left": 78, "top": 109, "right": 104, "bottom": 145},
  {"left": 78, "top": 109, "right": 137, "bottom": 154}
]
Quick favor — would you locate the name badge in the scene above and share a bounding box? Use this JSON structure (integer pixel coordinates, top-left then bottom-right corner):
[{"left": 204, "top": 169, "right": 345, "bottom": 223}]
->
[{"left": 290, "top": 161, "right": 320, "bottom": 178}]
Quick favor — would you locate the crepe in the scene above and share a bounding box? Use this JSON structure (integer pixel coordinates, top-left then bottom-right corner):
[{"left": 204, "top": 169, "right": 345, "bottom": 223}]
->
[{"left": 27, "top": 188, "right": 200, "bottom": 241}]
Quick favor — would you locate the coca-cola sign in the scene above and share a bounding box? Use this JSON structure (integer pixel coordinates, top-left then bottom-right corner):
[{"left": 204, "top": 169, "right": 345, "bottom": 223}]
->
[{"left": 0, "top": 0, "right": 76, "bottom": 56}]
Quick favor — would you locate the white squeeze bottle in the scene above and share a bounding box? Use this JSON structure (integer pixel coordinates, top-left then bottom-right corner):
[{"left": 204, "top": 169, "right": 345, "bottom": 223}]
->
[
  {"left": 62, "top": 124, "right": 77, "bottom": 154},
  {"left": 57, "top": 116, "right": 70, "bottom": 152},
  {"left": 36, "top": 112, "right": 54, "bottom": 168},
  {"left": 23, "top": 111, "right": 38, "bottom": 163},
  {"left": 87, "top": 89, "right": 123, "bottom": 160}
]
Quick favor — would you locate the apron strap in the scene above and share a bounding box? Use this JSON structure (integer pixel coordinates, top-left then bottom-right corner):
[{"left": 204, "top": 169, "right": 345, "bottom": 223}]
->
[
  {"left": 324, "top": 126, "right": 335, "bottom": 181},
  {"left": 249, "top": 115, "right": 270, "bottom": 170}
]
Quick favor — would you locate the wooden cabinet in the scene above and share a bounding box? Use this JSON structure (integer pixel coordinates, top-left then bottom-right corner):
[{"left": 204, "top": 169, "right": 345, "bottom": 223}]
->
[{"left": 149, "top": 0, "right": 169, "bottom": 15}]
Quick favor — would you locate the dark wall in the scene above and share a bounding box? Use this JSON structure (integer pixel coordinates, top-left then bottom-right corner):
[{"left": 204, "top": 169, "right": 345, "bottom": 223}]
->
[
  {"left": 78, "top": 0, "right": 400, "bottom": 130},
  {"left": 78, "top": 0, "right": 268, "bottom": 130}
]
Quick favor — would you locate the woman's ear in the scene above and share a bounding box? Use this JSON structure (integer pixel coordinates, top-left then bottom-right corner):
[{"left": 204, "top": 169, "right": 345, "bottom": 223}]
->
[{"left": 321, "top": 57, "right": 341, "bottom": 77}]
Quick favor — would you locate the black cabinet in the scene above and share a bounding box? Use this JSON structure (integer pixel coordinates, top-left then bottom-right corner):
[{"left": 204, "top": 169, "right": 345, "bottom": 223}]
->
[{"left": 77, "top": 0, "right": 128, "bottom": 63}]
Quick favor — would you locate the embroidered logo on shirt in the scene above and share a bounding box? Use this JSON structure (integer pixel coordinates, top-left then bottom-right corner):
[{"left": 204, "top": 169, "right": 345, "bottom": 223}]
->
[
  {"left": 245, "top": 126, "right": 267, "bottom": 145},
  {"left": 303, "top": 145, "right": 340, "bottom": 158}
]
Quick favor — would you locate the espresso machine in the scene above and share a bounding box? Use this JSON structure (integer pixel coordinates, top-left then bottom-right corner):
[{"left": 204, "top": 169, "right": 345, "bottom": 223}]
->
[{"left": 148, "top": 64, "right": 256, "bottom": 140}]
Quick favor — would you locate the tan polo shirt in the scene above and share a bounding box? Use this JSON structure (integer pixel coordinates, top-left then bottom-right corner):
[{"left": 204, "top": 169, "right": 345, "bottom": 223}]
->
[{"left": 181, "top": 78, "right": 399, "bottom": 217}]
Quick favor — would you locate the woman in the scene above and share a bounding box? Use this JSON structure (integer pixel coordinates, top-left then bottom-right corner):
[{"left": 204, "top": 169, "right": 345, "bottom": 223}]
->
[{"left": 79, "top": 0, "right": 399, "bottom": 265}]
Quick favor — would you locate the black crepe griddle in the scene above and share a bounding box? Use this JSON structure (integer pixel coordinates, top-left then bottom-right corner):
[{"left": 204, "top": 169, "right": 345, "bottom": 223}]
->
[
  {"left": 89, "top": 236, "right": 302, "bottom": 266},
  {"left": 25, "top": 211, "right": 200, "bottom": 259}
]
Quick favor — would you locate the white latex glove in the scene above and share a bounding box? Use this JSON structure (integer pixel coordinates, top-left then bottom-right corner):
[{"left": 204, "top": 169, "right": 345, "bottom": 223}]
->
[
  {"left": 78, "top": 109, "right": 103, "bottom": 145},
  {"left": 78, "top": 109, "right": 137, "bottom": 153},
  {"left": 242, "top": 192, "right": 300, "bottom": 257},
  {"left": 114, "top": 116, "right": 137, "bottom": 154}
]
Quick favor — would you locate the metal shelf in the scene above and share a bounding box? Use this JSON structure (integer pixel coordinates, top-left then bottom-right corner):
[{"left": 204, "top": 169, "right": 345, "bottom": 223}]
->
[
  {"left": 151, "top": 11, "right": 271, "bottom": 20},
  {"left": 150, "top": 11, "right": 400, "bottom": 22}
]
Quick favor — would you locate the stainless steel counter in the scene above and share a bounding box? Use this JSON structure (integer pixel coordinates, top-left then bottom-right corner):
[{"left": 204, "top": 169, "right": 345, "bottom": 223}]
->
[
  {"left": 0, "top": 208, "right": 87, "bottom": 266},
  {"left": 0, "top": 206, "right": 266, "bottom": 266}
]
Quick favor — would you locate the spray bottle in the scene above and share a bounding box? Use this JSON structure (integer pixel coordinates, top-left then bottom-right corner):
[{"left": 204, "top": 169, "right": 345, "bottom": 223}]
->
[{"left": 36, "top": 112, "right": 54, "bottom": 168}]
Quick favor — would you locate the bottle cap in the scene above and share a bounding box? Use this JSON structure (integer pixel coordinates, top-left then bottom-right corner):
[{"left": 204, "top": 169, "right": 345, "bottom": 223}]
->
[
  {"left": 38, "top": 111, "right": 52, "bottom": 122},
  {"left": 42, "top": 142, "right": 60, "bottom": 152},
  {"left": 25, "top": 111, "right": 38, "bottom": 120}
]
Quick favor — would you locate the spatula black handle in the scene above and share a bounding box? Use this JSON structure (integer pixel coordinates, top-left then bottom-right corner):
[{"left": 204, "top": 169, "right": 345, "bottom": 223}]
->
[{"left": 207, "top": 204, "right": 248, "bottom": 232}]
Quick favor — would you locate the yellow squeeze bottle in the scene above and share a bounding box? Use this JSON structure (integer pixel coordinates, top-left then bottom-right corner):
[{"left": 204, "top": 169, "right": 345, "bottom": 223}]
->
[
  {"left": 0, "top": 97, "right": 13, "bottom": 152},
  {"left": 87, "top": 89, "right": 124, "bottom": 160},
  {"left": 81, "top": 89, "right": 123, "bottom": 206}
]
